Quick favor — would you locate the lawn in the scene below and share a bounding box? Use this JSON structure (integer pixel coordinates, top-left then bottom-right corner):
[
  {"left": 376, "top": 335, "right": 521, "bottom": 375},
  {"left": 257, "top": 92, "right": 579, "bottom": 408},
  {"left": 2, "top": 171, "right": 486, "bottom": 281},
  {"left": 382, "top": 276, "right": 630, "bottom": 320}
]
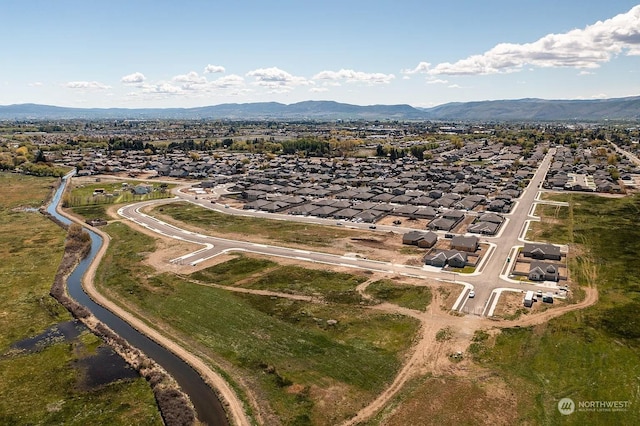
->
[
  {"left": 96, "top": 222, "right": 421, "bottom": 425},
  {"left": 0, "top": 173, "right": 161, "bottom": 425}
]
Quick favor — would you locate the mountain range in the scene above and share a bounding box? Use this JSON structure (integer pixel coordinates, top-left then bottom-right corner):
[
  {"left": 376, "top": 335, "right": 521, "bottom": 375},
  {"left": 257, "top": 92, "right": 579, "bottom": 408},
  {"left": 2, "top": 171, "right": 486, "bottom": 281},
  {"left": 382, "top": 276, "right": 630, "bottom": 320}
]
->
[{"left": 1, "top": 96, "right": 639, "bottom": 121}]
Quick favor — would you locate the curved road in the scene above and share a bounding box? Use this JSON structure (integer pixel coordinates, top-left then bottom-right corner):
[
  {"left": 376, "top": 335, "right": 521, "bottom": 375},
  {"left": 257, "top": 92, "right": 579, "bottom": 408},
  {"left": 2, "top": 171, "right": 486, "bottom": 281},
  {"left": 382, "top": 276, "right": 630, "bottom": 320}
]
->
[{"left": 118, "top": 147, "right": 560, "bottom": 317}]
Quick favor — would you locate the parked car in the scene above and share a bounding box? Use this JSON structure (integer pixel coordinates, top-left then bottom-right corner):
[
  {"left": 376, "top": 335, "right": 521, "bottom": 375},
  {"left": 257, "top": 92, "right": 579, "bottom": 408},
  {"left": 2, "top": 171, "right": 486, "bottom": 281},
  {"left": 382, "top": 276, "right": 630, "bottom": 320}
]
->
[
  {"left": 468, "top": 290, "right": 475, "bottom": 298},
  {"left": 369, "top": 225, "right": 377, "bottom": 229}
]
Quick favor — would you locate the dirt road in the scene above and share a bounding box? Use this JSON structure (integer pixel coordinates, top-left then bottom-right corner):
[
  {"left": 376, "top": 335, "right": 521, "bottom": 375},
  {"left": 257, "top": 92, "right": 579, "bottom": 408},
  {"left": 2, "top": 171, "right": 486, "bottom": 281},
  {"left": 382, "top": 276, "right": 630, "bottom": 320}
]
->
[
  {"left": 59, "top": 207, "right": 252, "bottom": 426},
  {"left": 90, "top": 203, "right": 601, "bottom": 426},
  {"left": 342, "top": 284, "right": 599, "bottom": 425}
]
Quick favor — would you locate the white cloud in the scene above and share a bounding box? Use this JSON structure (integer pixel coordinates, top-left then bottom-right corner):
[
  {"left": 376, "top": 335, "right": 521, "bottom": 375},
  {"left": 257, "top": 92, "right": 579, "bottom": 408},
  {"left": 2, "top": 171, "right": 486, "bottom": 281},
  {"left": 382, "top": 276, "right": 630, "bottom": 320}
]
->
[
  {"left": 309, "top": 87, "right": 328, "bottom": 93},
  {"left": 65, "top": 81, "right": 111, "bottom": 90},
  {"left": 575, "top": 93, "right": 609, "bottom": 100},
  {"left": 429, "top": 5, "right": 640, "bottom": 76},
  {"left": 133, "top": 82, "right": 183, "bottom": 97},
  {"left": 246, "top": 67, "right": 310, "bottom": 91},
  {"left": 28, "top": 82, "right": 43, "bottom": 87},
  {"left": 426, "top": 78, "right": 448, "bottom": 85},
  {"left": 448, "top": 84, "right": 462, "bottom": 89},
  {"left": 401, "top": 61, "right": 431, "bottom": 75},
  {"left": 172, "top": 71, "right": 208, "bottom": 89},
  {"left": 121, "top": 72, "right": 146, "bottom": 85},
  {"left": 204, "top": 64, "right": 225, "bottom": 74},
  {"left": 156, "top": 83, "right": 183, "bottom": 94},
  {"left": 578, "top": 70, "right": 595, "bottom": 76},
  {"left": 313, "top": 69, "right": 395, "bottom": 84},
  {"left": 126, "top": 72, "right": 248, "bottom": 100},
  {"left": 211, "top": 74, "right": 245, "bottom": 88}
]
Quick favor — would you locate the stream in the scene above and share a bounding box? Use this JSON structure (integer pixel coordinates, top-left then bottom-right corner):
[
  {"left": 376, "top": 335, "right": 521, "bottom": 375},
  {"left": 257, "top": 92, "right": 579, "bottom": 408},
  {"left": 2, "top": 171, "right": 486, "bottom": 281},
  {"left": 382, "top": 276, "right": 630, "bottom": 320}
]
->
[{"left": 47, "top": 173, "right": 229, "bottom": 426}]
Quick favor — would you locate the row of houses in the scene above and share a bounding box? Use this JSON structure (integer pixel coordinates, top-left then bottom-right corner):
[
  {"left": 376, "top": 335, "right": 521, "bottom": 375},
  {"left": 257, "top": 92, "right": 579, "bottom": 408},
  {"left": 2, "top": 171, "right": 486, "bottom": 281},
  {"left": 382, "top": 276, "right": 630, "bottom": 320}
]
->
[
  {"left": 544, "top": 145, "right": 640, "bottom": 193},
  {"left": 424, "top": 234, "right": 480, "bottom": 268},
  {"left": 401, "top": 232, "right": 481, "bottom": 268},
  {"left": 515, "top": 242, "right": 565, "bottom": 282}
]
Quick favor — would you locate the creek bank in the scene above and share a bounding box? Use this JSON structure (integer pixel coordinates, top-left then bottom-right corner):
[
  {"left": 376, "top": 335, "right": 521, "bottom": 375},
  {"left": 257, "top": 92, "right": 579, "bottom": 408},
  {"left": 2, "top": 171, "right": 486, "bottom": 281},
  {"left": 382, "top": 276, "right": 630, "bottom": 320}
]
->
[{"left": 46, "top": 181, "right": 198, "bottom": 426}]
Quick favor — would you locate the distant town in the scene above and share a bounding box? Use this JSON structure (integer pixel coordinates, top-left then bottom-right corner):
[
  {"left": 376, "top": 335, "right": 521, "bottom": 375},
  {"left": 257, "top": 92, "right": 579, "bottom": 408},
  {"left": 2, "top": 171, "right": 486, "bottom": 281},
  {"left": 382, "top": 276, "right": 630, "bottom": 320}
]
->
[{"left": 2, "top": 118, "right": 640, "bottom": 425}]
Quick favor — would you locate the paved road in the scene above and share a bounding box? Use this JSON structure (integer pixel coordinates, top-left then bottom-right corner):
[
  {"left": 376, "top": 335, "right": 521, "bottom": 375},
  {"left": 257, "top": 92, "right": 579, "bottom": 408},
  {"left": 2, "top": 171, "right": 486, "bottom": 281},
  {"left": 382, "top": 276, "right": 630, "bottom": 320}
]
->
[
  {"left": 118, "top": 148, "right": 560, "bottom": 317},
  {"left": 610, "top": 140, "right": 640, "bottom": 167}
]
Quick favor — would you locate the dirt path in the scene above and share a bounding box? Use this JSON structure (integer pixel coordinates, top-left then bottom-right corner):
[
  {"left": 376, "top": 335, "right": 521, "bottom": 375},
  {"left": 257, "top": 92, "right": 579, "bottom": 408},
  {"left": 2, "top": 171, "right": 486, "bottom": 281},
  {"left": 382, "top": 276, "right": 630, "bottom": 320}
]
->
[
  {"left": 342, "top": 289, "right": 482, "bottom": 426},
  {"left": 184, "top": 276, "right": 319, "bottom": 302},
  {"left": 59, "top": 206, "right": 252, "bottom": 426},
  {"left": 498, "top": 286, "right": 598, "bottom": 328},
  {"left": 103, "top": 202, "right": 601, "bottom": 426},
  {"left": 342, "top": 285, "right": 600, "bottom": 425}
]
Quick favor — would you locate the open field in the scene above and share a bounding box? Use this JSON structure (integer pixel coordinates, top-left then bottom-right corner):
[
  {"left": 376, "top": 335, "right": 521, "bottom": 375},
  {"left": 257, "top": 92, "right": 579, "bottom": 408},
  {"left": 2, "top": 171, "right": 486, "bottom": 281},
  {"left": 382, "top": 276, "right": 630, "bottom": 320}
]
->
[
  {"left": 366, "top": 279, "right": 432, "bottom": 311},
  {"left": 65, "top": 178, "right": 174, "bottom": 209},
  {"left": 469, "top": 193, "right": 640, "bottom": 424},
  {"left": 366, "top": 374, "right": 519, "bottom": 426},
  {"left": 151, "top": 202, "right": 418, "bottom": 263},
  {"left": 153, "top": 201, "right": 367, "bottom": 248},
  {"left": 0, "top": 173, "right": 161, "bottom": 425},
  {"left": 527, "top": 203, "right": 571, "bottom": 243},
  {"left": 95, "top": 221, "right": 421, "bottom": 425},
  {"left": 193, "top": 257, "right": 370, "bottom": 304}
]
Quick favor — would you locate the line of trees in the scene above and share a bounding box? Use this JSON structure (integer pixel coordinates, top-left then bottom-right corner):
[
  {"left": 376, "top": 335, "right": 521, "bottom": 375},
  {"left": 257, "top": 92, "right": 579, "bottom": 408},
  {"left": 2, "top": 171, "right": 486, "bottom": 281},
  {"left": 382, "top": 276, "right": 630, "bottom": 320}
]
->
[
  {"left": 0, "top": 146, "right": 67, "bottom": 177},
  {"left": 109, "top": 138, "right": 159, "bottom": 153},
  {"left": 280, "top": 138, "right": 331, "bottom": 156},
  {"left": 375, "top": 144, "right": 435, "bottom": 161}
]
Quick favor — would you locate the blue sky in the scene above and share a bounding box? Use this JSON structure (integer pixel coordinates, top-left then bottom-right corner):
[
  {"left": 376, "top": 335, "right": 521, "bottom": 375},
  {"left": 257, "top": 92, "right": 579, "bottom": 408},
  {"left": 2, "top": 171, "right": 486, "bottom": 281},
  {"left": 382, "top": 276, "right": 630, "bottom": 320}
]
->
[{"left": 2, "top": 0, "right": 639, "bottom": 108}]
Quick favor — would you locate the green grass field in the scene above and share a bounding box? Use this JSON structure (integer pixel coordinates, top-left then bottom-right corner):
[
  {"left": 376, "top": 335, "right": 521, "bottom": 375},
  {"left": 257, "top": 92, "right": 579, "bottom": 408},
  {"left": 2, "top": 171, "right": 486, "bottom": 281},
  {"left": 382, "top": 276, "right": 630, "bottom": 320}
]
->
[
  {"left": 65, "top": 180, "right": 173, "bottom": 208},
  {"left": 96, "top": 222, "right": 420, "bottom": 425},
  {"left": 0, "top": 173, "right": 161, "bottom": 425},
  {"left": 153, "top": 201, "right": 362, "bottom": 248},
  {"left": 473, "top": 193, "right": 640, "bottom": 425},
  {"left": 528, "top": 203, "right": 572, "bottom": 243},
  {"left": 366, "top": 279, "right": 432, "bottom": 311},
  {"left": 193, "top": 256, "right": 369, "bottom": 304}
]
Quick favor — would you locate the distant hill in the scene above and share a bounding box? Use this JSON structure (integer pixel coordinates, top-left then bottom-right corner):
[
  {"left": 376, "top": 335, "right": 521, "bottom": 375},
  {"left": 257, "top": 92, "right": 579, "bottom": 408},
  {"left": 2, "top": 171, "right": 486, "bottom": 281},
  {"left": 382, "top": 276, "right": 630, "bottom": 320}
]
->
[
  {"left": 422, "top": 96, "right": 640, "bottom": 121},
  {"left": 1, "top": 97, "right": 639, "bottom": 121}
]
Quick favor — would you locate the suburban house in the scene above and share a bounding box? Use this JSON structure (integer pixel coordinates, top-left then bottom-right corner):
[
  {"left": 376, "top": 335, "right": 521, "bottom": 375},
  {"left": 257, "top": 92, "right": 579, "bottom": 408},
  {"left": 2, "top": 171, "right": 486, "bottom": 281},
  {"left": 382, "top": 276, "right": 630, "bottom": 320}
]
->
[
  {"left": 132, "top": 184, "right": 152, "bottom": 195},
  {"left": 427, "top": 217, "right": 458, "bottom": 231},
  {"left": 468, "top": 221, "right": 500, "bottom": 235},
  {"left": 468, "top": 212, "right": 503, "bottom": 235},
  {"left": 424, "top": 249, "right": 468, "bottom": 268},
  {"left": 450, "top": 235, "right": 479, "bottom": 252},
  {"left": 402, "top": 230, "right": 438, "bottom": 248},
  {"left": 522, "top": 242, "right": 562, "bottom": 261},
  {"left": 528, "top": 261, "right": 560, "bottom": 282}
]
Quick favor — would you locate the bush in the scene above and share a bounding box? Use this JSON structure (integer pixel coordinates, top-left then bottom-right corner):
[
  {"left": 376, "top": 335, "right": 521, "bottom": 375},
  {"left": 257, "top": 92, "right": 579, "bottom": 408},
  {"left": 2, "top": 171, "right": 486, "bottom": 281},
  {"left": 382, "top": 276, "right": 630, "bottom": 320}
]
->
[
  {"left": 435, "top": 327, "right": 453, "bottom": 342},
  {"left": 154, "top": 387, "right": 196, "bottom": 426}
]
